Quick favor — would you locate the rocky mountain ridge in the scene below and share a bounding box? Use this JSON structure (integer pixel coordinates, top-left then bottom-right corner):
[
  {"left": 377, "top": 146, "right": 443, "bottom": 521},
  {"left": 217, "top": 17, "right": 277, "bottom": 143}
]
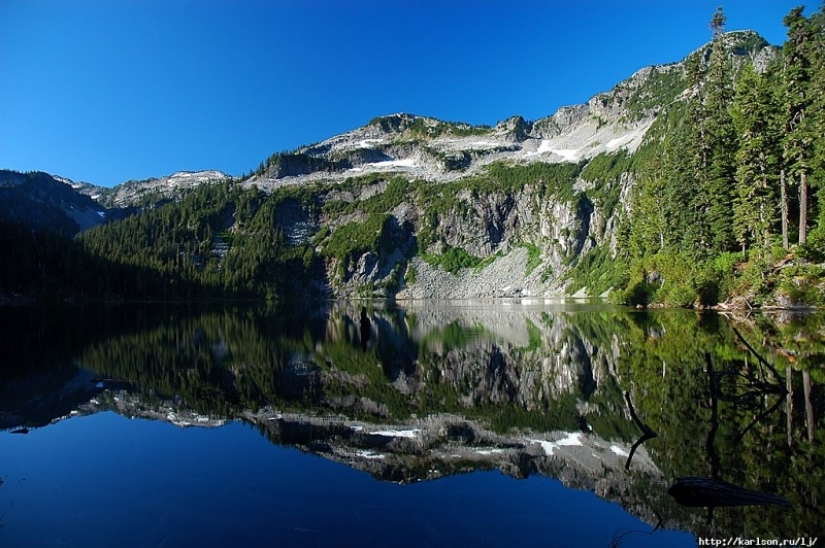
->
[
  {"left": 245, "top": 30, "right": 773, "bottom": 191},
  {"left": 0, "top": 170, "right": 232, "bottom": 236},
  {"left": 73, "top": 169, "right": 231, "bottom": 209},
  {"left": 246, "top": 97, "right": 653, "bottom": 191}
]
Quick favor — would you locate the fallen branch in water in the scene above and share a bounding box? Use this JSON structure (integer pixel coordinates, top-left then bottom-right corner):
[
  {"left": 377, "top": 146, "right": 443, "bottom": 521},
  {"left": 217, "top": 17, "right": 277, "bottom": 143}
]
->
[
  {"left": 730, "top": 325, "right": 786, "bottom": 393},
  {"left": 623, "top": 390, "right": 658, "bottom": 470}
]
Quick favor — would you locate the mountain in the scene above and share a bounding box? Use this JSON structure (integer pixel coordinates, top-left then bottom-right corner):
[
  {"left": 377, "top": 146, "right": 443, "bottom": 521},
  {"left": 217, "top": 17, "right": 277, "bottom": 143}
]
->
[
  {"left": 248, "top": 30, "right": 775, "bottom": 189},
  {"left": 0, "top": 169, "right": 232, "bottom": 236},
  {"left": 7, "top": 28, "right": 813, "bottom": 307},
  {"left": 0, "top": 170, "right": 107, "bottom": 236},
  {"left": 91, "top": 170, "right": 231, "bottom": 209},
  {"left": 207, "top": 30, "right": 778, "bottom": 300}
]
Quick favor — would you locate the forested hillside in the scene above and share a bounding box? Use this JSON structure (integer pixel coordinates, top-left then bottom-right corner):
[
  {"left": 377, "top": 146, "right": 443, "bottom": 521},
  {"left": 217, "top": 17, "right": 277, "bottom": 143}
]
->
[
  {"left": 599, "top": 6, "right": 825, "bottom": 308},
  {"left": 1, "top": 6, "right": 823, "bottom": 307}
]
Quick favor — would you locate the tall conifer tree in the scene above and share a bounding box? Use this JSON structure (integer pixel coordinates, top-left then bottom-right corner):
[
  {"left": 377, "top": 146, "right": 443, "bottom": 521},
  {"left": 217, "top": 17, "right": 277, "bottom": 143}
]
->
[
  {"left": 703, "top": 7, "right": 738, "bottom": 252},
  {"left": 806, "top": 4, "right": 825, "bottom": 244},
  {"left": 732, "top": 64, "right": 781, "bottom": 259},
  {"left": 782, "top": 6, "right": 815, "bottom": 245}
]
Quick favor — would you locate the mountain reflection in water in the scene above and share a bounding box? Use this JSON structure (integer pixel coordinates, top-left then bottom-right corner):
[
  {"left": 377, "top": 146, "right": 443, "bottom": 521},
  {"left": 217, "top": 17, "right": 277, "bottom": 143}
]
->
[{"left": 0, "top": 301, "right": 822, "bottom": 546}]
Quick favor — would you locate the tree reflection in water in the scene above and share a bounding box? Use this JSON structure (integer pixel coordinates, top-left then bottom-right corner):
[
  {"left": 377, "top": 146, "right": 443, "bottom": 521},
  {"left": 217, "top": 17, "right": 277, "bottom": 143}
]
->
[{"left": 0, "top": 301, "right": 822, "bottom": 540}]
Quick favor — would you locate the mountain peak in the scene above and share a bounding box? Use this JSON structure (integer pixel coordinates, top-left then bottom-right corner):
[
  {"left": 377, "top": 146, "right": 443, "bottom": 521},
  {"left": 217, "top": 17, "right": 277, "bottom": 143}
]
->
[
  {"left": 247, "top": 35, "right": 779, "bottom": 188},
  {"left": 166, "top": 170, "right": 230, "bottom": 184},
  {"left": 680, "top": 29, "right": 777, "bottom": 72},
  {"left": 97, "top": 169, "right": 230, "bottom": 208}
]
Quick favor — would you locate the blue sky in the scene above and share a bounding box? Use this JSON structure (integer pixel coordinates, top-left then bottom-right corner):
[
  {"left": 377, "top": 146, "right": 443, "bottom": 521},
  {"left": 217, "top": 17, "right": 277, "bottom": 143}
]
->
[{"left": 0, "top": 0, "right": 807, "bottom": 187}]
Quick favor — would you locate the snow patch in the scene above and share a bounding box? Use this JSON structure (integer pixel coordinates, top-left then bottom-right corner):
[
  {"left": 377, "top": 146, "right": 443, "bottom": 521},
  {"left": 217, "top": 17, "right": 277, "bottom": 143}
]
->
[
  {"left": 368, "top": 158, "right": 417, "bottom": 168},
  {"left": 372, "top": 428, "right": 420, "bottom": 438},
  {"left": 535, "top": 140, "right": 581, "bottom": 161},
  {"left": 550, "top": 149, "right": 581, "bottom": 161},
  {"left": 529, "top": 432, "right": 583, "bottom": 456},
  {"left": 357, "top": 139, "right": 385, "bottom": 148},
  {"left": 610, "top": 445, "right": 630, "bottom": 457},
  {"left": 606, "top": 135, "right": 632, "bottom": 150},
  {"left": 605, "top": 122, "right": 652, "bottom": 151}
]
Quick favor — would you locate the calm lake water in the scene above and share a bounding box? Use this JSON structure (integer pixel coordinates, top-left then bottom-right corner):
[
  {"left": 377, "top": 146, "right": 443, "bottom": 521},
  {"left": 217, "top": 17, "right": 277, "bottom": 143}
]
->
[{"left": 1, "top": 301, "right": 822, "bottom": 547}]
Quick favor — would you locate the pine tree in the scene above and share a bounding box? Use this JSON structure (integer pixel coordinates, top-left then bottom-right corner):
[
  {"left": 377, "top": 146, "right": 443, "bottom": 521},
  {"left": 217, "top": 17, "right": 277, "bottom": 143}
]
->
[
  {"left": 732, "top": 64, "right": 781, "bottom": 259},
  {"left": 679, "top": 8, "right": 738, "bottom": 255},
  {"left": 806, "top": 4, "right": 825, "bottom": 246},
  {"left": 782, "top": 6, "right": 815, "bottom": 245},
  {"left": 703, "top": 7, "right": 738, "bottom": 252},
  {"left": 683, "top": 53, "right": 713, "bottom": 253},
  {"left": 630, "top": 154, "right": 669, "bottom": 256}
]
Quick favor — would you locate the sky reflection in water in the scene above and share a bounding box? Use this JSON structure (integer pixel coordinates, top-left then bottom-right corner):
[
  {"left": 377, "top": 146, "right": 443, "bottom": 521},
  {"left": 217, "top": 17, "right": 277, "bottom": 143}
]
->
[{"left": 1, "top": 411, "right": 694, "bottom": 547}]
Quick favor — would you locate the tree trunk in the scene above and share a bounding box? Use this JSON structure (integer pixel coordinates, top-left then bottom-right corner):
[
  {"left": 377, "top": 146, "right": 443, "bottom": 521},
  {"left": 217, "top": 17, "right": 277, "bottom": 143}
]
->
[
  {"left": 781, "top": 169, "right": 789, "bottom": 250},
  {"left": 799, "top": 170, "right": 808, "bottom": 246},
  {"left": 761, "top": 202, "right": 770, "bottom": 260},
  {"left": 803, "top": 369, "right": 814, "bottom": 443},
  {"left": 787, "top": 365, "right": 794, "bottom": 447}
]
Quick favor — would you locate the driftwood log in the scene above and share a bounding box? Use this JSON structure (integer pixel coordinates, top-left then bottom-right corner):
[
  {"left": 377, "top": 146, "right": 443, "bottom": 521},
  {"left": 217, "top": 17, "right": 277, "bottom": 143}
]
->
[{"left": 668, "top": 477, "right": 791, "bottom": 507}]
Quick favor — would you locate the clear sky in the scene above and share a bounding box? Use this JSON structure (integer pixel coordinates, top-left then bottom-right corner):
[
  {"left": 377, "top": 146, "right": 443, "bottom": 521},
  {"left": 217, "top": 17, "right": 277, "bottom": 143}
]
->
[{"left": 0, "top": 0, "right": 809, "bottom": 187}]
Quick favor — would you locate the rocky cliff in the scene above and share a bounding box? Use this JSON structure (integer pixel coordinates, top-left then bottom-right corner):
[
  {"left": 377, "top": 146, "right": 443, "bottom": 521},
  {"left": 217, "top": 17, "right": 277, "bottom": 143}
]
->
[{"left": 228, "top": 30, "right": 775, "bottom": 299}]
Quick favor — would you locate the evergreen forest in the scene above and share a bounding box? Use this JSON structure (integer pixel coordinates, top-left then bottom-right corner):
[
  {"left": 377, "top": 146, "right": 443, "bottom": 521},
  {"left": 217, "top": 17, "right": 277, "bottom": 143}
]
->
[{"left": 604, "top": 6, "right": 825, "bottom": 308}]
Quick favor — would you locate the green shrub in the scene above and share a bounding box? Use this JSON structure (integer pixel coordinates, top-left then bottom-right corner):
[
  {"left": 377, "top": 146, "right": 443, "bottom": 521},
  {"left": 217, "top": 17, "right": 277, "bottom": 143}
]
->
[
  {"left": 422, "top": 247, "right": 485, "bottom": 275},
  {"left": 798, "top": 228, "right": 825, "bottom": 262},
  {"left": 323, "top": 214, "right": 390, "bottom": 261},
  {"left": 661, "top": 283, "right": 696, "bottom": 307},
  {"left": 405, "top": 264, "right": 417, "bottom": 284},
  {"left": 518, "top": 243, "right": 542, "bottom": 275}
]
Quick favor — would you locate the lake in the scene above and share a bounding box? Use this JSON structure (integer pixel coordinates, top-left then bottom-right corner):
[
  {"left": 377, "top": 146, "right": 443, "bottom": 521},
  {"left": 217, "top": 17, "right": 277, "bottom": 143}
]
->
[{"left": 1, "top": 301, "right": 822, "bottom": 547}]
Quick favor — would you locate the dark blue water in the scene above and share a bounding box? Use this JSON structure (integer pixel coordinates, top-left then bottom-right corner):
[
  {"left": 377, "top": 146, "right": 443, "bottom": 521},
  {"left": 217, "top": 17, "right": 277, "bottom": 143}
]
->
[
  {"left": 1, "top": 412, "right": 693, "bottom": 547},
  {"left": 3, "top": 302, "right": 821, "bottom": 546}
]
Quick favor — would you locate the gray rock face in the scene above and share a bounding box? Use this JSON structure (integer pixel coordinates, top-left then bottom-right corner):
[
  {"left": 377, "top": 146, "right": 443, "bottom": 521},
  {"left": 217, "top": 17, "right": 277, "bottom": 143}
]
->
[{"left": 324, "top": 169, "right": 632, "bottom": 298}]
